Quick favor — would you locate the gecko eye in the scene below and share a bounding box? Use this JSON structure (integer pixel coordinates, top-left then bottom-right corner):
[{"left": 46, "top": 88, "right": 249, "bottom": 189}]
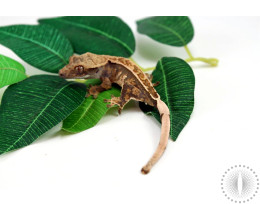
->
[{"left": 74, "top": 65, "right": 84, "bottom": 73}]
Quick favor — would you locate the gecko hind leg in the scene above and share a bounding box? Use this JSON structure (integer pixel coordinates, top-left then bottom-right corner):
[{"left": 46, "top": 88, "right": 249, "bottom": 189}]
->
[{"left": 145, "top": 73, "right": 159, "bottom": 87}]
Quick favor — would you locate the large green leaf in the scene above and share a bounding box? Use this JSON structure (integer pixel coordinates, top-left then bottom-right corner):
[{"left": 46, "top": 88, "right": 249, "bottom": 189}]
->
[
  {"left": 139, "top": 57, "right": 195, "bottom": 141},
  {"left": 0, "top": 24, "right": 73, "bottom": 73},
  {"left": 0, "top": 54, "right": 27, "bottom": 88},
  {"left": 39, "top": 16, "right": 135, "bottom": 57},
  {"left": 63, "top": 79, "right": 121, "bottom": 133},
  {"left": 0, "top": 75, "right": 86, "bottom": 155},
  {"left": 137, "top": 16, "right": 194, "bottom": 47}
]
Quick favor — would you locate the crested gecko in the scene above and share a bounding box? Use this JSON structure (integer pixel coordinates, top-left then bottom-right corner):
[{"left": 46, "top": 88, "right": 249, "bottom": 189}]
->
[{"left": 59, "top": 52, "right": 170, "bottom": 174}]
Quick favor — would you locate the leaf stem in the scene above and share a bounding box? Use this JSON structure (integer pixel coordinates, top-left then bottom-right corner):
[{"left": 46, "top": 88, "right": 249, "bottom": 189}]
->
[
  {"left": 129, "top": 57, "right": 155, "bottom": 72},
  {"left": 142, "top": 67, "right": 156, "bottom": 72},
  {"left": 184, "top": 45, "right": 193, "bottom": 59},
  {"left": 184, "top": 45, "right": 219, "bottom": 67}
]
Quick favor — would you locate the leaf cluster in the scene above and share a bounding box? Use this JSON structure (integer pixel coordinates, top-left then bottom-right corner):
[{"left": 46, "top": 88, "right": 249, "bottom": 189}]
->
[{"left": 0, "top": 16, "right": 196, "bottom": 155}]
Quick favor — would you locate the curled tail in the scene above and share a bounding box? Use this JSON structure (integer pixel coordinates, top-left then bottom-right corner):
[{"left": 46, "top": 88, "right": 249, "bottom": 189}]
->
[{"left": 141, "top": 100, "right": 170, "bottom": 174}]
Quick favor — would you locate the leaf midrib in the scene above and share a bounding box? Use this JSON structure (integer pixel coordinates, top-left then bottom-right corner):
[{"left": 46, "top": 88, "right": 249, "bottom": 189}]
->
[
  {"left": 0, "top": 29, "right": 67, "bottom": 64},
  {"left": 66, "top": 99, "right": 95, "bottom": 130},
  {"left": 3, "top": 82, "right": 73, "bottom": 154},
  {"left": 0, "top": 67, "right": 27, "bottom": 77},
  {"left": 143, "top": 20, "right": 186, "bottom": 45},
  {"left": 53, "top": 18, "right": 133, "bottom": 54}
]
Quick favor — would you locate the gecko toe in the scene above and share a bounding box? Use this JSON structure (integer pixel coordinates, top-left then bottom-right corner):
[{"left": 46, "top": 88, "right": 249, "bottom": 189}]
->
[
  {"left": 104, "top": 99, "right": 110, "bottom": 103},
  {"left": 153, "top": 81, "right": 160, "bottom": 87},
  {"left": 107, "top": 104, "right": 114, "bottom": 108}
]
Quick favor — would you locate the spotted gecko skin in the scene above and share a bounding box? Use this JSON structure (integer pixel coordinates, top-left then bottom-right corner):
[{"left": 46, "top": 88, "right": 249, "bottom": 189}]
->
[{"left": 59, "top": 52, "right": 170, "bottom": 174}]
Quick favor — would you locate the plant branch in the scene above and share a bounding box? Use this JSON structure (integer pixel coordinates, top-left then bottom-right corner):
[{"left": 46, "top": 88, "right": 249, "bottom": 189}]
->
[
  {"left": 184, "top": 45, "right": 219, "bottom": 67},
  {"left": 74, "top": 79, "right": 86, "bottom": 83}
]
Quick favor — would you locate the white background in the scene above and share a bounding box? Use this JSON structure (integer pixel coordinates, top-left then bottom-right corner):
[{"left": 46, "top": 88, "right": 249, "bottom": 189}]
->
[{"left": 0, "top": 16, "right": 260, "bottom": 204}]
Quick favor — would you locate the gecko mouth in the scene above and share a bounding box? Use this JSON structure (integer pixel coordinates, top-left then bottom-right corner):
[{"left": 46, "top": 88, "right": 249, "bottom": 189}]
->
[
  {"left": 71, "top": 75, "right": 90, "bottom": 79},
  {"left": 59, "top": 73, "right": 90, "bottom": 79}
]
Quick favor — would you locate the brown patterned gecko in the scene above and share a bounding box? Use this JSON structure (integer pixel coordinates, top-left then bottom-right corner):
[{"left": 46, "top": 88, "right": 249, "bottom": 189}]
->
[{"left": 59, "top": 52, "right": 170, "bottom": 174}]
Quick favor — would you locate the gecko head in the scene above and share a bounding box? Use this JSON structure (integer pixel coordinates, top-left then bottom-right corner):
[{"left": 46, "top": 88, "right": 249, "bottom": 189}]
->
[{"left": 59, "top": 53, "right": 102, "bottom": 79}]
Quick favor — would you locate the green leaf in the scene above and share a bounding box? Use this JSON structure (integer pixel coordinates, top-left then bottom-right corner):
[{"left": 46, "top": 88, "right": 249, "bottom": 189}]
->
[
  {"left": 0, "top": 75, "right": 86, "bottom": 155},
  {"left": 137, "top": 16, "right": 194, "bottom": 47},
  {"left": 139, "top": 57, "right": 195, "bottom": 141},
  {"left": 0, "top": 54, "right": 27, "bottom": 88},
  {"left": 63, "top": 80, "right": 121, "bottom": 133},
  {"left": 39, "top": 16, "right": 135, "bottom": 57},
  {"left": 0, "top": 24, "right": 73, "bottom": 73}
]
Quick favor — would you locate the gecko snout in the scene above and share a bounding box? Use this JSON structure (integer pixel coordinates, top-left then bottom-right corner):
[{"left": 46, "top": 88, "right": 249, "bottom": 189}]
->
[{"left": 59, "top": 69, "right": 66, "bottom": 78}]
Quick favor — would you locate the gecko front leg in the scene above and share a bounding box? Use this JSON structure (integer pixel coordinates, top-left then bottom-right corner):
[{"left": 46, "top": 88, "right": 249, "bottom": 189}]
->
[{"left": 87, "top": 77, "right": 112, "bottom": 98}]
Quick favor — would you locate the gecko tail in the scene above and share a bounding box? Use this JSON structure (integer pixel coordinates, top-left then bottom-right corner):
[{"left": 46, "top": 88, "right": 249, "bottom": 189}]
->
[{"left": 141, "top": 100, "right": 170, "bottom": 174}]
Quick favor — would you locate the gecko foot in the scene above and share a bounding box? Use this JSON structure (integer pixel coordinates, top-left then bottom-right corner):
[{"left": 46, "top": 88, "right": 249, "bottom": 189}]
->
[
  {"left": 87, "top": 85, "right": 103, "bottom": 99},
  {"left": 104, "top": 99, "right": 116, "bottom": 107},
  {"left": 106, "top": 104, "right": 114, "bottom": 108},
  {"left": 104, "top": 96, "right": 123, "bottom": 113},
  {"left": 87, "top": 92, "right": 98, "bottom": 99},
  {"left": 104, "top": 99, "right": 109, "bottom": 103}
]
